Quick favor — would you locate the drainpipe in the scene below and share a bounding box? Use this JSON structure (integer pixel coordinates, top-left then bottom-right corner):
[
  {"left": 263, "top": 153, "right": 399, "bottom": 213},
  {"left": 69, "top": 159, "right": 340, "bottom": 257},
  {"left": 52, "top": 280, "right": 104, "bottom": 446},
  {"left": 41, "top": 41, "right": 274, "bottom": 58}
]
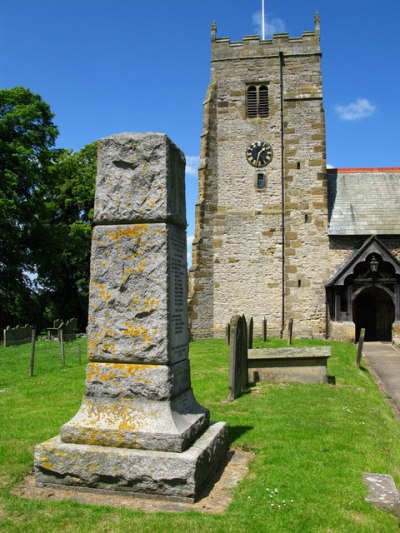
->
[{"left": 279, "top": 51, "right": 285, "bottom": 338}]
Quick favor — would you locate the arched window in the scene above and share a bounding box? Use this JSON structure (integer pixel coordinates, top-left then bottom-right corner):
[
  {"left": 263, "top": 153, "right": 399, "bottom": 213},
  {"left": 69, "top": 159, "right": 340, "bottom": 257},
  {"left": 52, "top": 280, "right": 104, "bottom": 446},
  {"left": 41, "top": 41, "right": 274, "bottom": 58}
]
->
[
  {"left": 246, "top": 86, "right": 257, "bottom": 118},
  {"left": 258, "top": 85, "right": 269, "bottom": 117},
  {"left": 246, "top": 84, "right": 269, "bottom": 118}
]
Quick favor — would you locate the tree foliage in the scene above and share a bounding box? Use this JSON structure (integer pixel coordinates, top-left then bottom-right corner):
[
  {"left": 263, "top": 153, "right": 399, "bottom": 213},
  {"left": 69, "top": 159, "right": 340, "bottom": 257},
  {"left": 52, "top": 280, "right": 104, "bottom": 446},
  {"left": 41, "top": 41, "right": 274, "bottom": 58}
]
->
[
  {"left": 0, "top": 87, "right": 58, "bottom": 329},
  {"left": 0, "top": 87, "right": 96, "bottom": 332},
  {"left": 36, "top": 143, "right": 97, "bottom": 329}
]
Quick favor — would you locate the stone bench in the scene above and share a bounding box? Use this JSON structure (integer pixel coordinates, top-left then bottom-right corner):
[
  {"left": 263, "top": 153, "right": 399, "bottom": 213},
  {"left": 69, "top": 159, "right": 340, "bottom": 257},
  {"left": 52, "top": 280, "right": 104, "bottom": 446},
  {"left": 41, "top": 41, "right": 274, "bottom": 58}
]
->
[{"left": 247, "top": 347, "right": 331, "bottom": 384}]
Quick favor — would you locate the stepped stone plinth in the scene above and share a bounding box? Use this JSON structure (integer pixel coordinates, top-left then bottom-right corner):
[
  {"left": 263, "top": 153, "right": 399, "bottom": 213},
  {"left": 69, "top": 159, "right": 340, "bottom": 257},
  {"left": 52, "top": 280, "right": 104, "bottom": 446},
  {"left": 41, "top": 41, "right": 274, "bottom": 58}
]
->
[{"left": 34, "top": 133, "right": 228, "bottom": 500}]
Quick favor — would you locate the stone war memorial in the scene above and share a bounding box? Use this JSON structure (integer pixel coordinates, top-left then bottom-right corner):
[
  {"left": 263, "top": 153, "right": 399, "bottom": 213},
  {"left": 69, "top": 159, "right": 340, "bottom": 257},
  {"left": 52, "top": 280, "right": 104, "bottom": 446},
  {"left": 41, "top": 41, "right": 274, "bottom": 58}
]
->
[{"left": 34, "top": 133, "right": 228, "bottom": 500}]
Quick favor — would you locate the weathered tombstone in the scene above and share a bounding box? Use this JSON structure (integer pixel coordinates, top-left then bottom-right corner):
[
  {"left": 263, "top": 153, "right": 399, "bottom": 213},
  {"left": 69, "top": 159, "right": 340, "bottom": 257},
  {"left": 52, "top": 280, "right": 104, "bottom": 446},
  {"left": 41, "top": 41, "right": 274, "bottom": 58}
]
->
[
  {"left": 225, "top": 322, "right": 231, "bottom": 345},
  {"left": 262, "top": 316, "right": 267, "bottom": 342},
  {"left": 356, "top": 328, "right": 365, "bottom": 368},
  {"left": 288, "top": 318, "right": 294, "bottom": 345},
  {"left": 228, "top": 315, "right": 242, "bottom": 400},
  {"left": 35, "top": 133, "right": 228, "bottom": 500},
  {"left": 248, "top": 317, "right": 253, "bottom": 349},
  {"left": 63, "top": 318, "right": 78, "bottom": 341},
  {"left": 241, "top": 315, "right": 248, "bottom": 387},
  {"left": 3, "top": 324, "right": 32, "bottom": 347},
  {"left": 228, "top": 314, "right": 248, "bottom": 400}
]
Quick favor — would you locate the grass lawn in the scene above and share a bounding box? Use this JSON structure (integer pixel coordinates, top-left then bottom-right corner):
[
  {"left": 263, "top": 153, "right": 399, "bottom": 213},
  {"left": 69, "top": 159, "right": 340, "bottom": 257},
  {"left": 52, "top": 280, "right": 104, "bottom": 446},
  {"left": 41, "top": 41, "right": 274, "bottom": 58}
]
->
[{"left": 0, "top": 337, "right": 400, "bottom": 532}]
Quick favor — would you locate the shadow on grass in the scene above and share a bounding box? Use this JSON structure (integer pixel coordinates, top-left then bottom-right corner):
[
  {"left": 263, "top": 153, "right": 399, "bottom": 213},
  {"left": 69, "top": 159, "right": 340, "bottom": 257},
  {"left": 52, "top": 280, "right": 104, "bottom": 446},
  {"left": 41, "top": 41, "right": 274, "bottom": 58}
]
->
[{"left": 228, "top": 425, "right": 254, "bottom": 444}]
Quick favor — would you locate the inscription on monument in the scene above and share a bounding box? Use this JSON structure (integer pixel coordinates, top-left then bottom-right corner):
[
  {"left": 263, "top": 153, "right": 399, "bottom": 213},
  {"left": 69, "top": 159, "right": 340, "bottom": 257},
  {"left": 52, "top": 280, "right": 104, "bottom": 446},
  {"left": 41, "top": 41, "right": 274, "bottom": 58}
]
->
[{"left": 169, "top": 226, "right": 188, "bottom": 360}]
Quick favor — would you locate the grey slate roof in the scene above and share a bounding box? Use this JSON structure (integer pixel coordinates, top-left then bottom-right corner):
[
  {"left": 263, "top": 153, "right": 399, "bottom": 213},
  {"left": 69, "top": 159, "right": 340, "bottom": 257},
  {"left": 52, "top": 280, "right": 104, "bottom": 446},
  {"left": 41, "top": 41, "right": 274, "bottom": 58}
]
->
[{"left": 328, "top": 169, "right": 400, "bottom": 235}]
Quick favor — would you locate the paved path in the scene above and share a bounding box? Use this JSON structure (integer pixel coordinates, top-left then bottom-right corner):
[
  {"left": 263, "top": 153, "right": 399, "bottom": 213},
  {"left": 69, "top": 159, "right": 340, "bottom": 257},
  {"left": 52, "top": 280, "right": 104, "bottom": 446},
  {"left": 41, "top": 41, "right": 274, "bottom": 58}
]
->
[{"left": 363, "top": 342, "right": 400, "bottom": 417}]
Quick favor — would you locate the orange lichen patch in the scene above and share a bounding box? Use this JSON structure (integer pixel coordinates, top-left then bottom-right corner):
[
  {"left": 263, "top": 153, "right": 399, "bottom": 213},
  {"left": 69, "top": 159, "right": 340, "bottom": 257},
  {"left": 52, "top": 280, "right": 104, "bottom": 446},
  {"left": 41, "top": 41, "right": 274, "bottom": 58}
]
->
[
  {"left": 106, "top": 225, "right": 149, "bottom": 243},
  {"left": 121, "top": 268, "right": 135, "bottom": 283},
  {"left": 136, "top": 259, "right": 147, "bottom": 273},
  {"left": 86, "top": 362, "right": 158, "bottom": 384},
  {"left": 80, "top": 399, "right": 148, "bottom": 435},
  {"left": 92, "top": 281, "right": 112, "bottom": 302},
  {"left": 142, "top": 296, "right": 160, "bottom": 310},
  {"left": 122, "top": 322, "right": 153, "bottom": 343}
]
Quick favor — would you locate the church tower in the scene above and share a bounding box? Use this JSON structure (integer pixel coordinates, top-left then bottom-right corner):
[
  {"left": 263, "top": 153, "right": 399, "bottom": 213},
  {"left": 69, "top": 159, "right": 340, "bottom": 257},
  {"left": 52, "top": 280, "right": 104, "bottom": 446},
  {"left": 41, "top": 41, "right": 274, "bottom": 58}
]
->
[{"left": 189, "top": 14, "right": 330, "bottom": 339}]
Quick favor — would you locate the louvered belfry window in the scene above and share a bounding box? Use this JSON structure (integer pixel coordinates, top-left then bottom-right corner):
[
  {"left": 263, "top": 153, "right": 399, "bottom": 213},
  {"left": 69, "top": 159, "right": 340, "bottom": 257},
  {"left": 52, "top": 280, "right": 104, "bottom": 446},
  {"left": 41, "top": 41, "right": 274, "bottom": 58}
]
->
[
  {"left": 246, "top": 84, "right": 269, "bottom": 118},
  {"left": 258, "top": 85, "right": 269, "bottom": 117},
  {"left": 247, "top": 86, "right": 258, "bottom": 118}
]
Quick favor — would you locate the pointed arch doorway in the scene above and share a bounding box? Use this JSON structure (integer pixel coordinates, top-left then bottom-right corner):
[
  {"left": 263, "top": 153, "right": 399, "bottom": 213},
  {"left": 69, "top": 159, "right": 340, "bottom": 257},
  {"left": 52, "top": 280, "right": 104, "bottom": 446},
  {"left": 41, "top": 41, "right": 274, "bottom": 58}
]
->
[
  {"left": 327, "top": 236, "right": 400, "bottom": 342},
  {"left": 353, "top": 286, "right": 395, "bottom": 341}
]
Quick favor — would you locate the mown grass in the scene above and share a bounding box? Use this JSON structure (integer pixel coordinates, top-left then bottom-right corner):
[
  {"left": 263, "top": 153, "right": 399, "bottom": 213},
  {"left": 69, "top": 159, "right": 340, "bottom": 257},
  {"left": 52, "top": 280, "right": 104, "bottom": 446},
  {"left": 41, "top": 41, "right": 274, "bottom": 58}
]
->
[{"left": 0, "top": 337, "right": 400, "bottom": 532}]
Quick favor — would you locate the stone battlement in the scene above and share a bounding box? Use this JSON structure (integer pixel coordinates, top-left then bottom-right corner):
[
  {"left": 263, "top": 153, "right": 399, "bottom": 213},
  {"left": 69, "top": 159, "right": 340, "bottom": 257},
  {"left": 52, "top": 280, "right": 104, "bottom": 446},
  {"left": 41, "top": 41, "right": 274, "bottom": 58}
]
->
[{"left": 211, "top": 15, "right": 320, "bottom": 61}]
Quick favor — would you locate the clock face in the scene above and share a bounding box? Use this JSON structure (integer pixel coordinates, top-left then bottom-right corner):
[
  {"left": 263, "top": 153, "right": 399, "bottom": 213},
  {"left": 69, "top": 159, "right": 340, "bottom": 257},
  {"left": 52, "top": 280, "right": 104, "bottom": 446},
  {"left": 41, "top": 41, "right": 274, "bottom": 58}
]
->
[{"left": 246, "top": 141, "right": 273, "bottom": 167}]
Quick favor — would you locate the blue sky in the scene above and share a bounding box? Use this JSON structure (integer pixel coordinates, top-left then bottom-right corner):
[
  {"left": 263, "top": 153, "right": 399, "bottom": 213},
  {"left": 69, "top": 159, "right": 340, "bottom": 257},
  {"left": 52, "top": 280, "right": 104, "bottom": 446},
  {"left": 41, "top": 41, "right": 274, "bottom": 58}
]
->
[{"left": 2, "top": 0, "right": 400, "bottom": 261}]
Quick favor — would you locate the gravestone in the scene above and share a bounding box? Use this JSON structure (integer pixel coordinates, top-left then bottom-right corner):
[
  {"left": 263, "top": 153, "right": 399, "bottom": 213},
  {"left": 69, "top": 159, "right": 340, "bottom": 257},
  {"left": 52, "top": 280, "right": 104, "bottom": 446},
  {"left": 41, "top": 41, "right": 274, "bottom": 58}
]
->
[
  {"left": 248, "top": 317, "right": 253, "bottom": 349},
  {"left": 35, "top": 133, "right": 228, "bottom": 500},
  {"left": 288, "top": 318, "right": 294, "bottom": 345},
  {"left": 3, "top": 324, "right": 32, "bottom": 347},
  {"left": 225, "top": 322, "right": 230, "bottom": 345},
  {"left": 62, "top": 318, "right": 78, "bottom": 341},
  {"left": 228, "top": 314, "right": 248, "bottom": 399},
  {"left": 262, "top": 316, "right": 267, "bottom": 342}
]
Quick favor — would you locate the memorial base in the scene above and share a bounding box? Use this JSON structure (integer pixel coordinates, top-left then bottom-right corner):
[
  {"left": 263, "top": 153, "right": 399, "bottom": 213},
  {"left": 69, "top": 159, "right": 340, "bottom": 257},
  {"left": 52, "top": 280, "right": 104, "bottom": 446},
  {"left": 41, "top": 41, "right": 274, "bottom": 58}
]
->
[{"left": 35, "top": 422, "right": 228, "bottom": 501}]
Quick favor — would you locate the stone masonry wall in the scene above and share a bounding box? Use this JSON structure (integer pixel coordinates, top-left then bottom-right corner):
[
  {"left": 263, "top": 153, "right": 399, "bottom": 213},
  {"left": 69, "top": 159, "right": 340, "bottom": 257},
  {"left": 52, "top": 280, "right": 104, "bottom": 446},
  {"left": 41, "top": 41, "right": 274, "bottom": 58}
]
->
[{"left": 189, "top": 19, "right": 330, "bottom": 338}]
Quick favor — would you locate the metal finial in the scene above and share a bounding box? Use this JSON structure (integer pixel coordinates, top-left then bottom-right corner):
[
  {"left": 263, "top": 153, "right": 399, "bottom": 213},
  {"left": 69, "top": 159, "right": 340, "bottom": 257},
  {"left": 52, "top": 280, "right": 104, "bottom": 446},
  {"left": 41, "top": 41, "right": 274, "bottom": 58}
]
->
[{"left": 315, "top": 12, "right": 320, "bottom": 31}]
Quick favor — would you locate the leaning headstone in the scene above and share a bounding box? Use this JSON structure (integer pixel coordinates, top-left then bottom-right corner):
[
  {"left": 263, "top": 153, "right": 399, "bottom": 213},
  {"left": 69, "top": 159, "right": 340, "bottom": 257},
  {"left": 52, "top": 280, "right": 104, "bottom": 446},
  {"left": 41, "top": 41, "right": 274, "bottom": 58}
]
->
[
  {"left": 229, "top": 315, "right": 242, "bottom": 400},
  {"left": 228, "top": 314, "right": 248, "bottom": 400},
  {"left": 35, "top": 133, "right": 228, "bottom": 500}
]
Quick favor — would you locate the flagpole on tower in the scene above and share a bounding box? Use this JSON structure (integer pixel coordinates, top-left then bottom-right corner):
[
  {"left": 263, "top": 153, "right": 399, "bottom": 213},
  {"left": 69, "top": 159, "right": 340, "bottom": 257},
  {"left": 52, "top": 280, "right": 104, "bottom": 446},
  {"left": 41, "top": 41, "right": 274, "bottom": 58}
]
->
[{"left": 261, "top": 0, "right": 266, "bottom": 40}]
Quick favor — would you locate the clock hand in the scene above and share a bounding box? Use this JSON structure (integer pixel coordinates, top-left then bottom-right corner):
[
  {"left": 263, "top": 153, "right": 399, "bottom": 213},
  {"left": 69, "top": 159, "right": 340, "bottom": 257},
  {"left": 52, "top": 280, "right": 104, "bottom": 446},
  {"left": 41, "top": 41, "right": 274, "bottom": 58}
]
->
[{"left": 257, "top": 146, "right": 267, "bottom": 162}]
